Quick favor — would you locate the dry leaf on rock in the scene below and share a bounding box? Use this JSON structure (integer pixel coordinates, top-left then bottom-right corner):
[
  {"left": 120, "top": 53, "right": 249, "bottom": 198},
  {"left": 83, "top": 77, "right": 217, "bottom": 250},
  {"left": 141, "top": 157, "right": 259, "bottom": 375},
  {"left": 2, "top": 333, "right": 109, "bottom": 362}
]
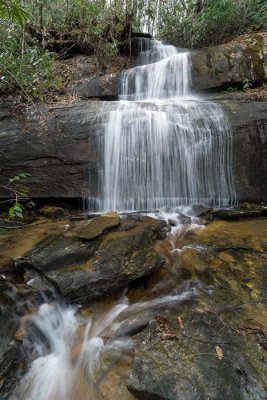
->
[{"left": 215, "top": 345, "right": 223, "bottom": 360}]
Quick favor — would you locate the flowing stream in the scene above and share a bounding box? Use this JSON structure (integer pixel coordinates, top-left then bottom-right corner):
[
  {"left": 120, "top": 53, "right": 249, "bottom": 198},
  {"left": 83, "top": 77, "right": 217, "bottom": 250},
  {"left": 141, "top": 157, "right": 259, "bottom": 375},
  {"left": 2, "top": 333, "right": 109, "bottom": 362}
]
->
[
  {"left": 12, "top": 285, "right": 197, "bottom": 400},
  {"left": 12, "top": 40, "right": 238, "bottom": 400},
  {"left": 97, "top": 39, "right": 235, "bottom": 211}
]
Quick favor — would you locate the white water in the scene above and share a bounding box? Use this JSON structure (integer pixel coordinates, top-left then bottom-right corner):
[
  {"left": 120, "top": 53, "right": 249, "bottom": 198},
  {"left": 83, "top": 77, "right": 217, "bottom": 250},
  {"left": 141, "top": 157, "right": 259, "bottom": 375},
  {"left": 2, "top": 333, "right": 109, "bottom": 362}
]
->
[
  {"left": 12, "top": 290, "right": 195, "bottom": 400},
  {"left": 96, "top": 38, "right": 235, "bottom": 212}
]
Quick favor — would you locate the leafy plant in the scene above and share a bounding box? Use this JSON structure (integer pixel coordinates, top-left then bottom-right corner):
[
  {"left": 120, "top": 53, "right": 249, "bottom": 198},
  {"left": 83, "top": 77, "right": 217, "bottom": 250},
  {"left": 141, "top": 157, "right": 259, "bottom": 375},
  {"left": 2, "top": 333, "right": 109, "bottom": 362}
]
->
[
  {"left": 158, "top": 0, "right": 267, "bottom": 49},
  {"left": 0, "top": 33, "right": 61, "bottom": 98},
  {"left": 0, "top": 173, "right": 35, "bottom": 219},
  {"left": 0, "top": 0, "right": 29, "bottom": 25}
]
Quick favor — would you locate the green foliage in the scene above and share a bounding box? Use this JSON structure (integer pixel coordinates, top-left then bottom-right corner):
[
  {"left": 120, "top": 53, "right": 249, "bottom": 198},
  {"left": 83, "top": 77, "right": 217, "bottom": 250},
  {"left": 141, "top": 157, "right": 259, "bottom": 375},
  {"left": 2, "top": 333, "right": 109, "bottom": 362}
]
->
[
  {"left": 242, "top": 78, "right": 253, "bottom": 90},
  {"left": 0, "top": 0, "right": 142, "bottom": 98},
  {"left": 0, "top": 0, "right": 266, "bottom": 98},
  {"left": 0, "top": 0, "right": 29, "bottom": 25},
  {"left": 0, "top": 173, "right": 35, "bottom": 220},
  {"left": 0, "top": 30, "right": 61, "bottom": 98},
  {"left": 158, "top": 0, "right": 267, "bottom": 49},
  {"left": 0, "top": 0, "right": 61, "bottom": 99}
]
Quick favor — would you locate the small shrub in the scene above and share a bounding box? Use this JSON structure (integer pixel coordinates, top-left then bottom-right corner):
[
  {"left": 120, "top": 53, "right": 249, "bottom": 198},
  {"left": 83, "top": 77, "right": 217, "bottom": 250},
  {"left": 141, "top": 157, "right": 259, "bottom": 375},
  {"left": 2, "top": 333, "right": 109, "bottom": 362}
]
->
[{"left": 0, "top": 173, "right": 35, "bottom": 220}]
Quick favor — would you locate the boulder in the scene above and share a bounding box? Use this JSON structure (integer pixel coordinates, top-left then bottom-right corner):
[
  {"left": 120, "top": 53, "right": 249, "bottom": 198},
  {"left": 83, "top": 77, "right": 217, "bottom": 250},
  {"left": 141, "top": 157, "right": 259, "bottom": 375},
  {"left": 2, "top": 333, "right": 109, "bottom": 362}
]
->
[
  {"left": 77, "top": 211, "right": 120, "bottom": 239},
  {"left": 26, "top": 216, "right": 166, "bottom": 304},
  {"left": 127, "top": 311, "right": 267, "bottom": 400},
  {"left": 67, "top": 74, "right": 120, "bottom": 99},
  {"left": 191, "top": 32, "right": 267, "bottom": 91}
]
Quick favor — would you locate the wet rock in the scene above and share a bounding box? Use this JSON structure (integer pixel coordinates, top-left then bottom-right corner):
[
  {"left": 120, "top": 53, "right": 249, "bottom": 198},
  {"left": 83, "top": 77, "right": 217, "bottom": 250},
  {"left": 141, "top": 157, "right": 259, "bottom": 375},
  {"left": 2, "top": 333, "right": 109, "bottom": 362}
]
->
[
  {"left": 0, "top": 286, "right": 21, "bottom": 399},
  {"left": 127, "top": 312, "right": 267, "bottom": 400},
  {"left": 29, "top": 235, "right": 100, "bottom": 271},
  {"left": 38, "top": 205, "right": 70, "bottom": 219},
  {"left": 188, "top": 204, "right": 214, "bottom": 221},
  {"left": 127, "top": 218, "right": 267, "bottom": 400},
  {"left": 184, "top": 218, "right": 267, "bottom": 252},
  {"left": 0, "top": 95, "right": 266, "bottom": 202},
  {"left": 168, "top": 214, "right": 191, "bottom": 226},
  {"left": 177, "top": 214, "right": 192, "bottom": 225},
  {"left": 26, "top": 216, "right": 166, "bottom": 304},
  {"left": 167, "top": 218, "right": 177, "bottom": 227},
  {"left": 77, "top": 212, "right": 120, "bottom": 240},
  {"left": 213, "top": 206, "right": 267, "bottom": 220}
]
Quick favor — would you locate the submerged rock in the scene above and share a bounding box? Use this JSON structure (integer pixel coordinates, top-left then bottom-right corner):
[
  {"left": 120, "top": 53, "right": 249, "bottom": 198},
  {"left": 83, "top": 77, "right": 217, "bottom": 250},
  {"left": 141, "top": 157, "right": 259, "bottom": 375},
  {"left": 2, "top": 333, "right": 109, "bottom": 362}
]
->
[{"left": 26, "top": 215, "right": 167, "bottom": 304}]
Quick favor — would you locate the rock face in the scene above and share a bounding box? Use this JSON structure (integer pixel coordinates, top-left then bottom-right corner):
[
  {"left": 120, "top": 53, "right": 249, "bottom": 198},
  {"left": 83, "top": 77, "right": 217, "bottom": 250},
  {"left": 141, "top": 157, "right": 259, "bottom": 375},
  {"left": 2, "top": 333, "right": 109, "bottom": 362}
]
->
[
  {"left": 25, "top": 215, "right": 166, "bottom": 304},
  {"left": 191, "top": 32, "right": 267, "bottom": 91},
  {"left": 127, "top": 311, "right": 267, "bottom": 400},
  {"left": 127, "top": 219, "right": 267, "bottom": 400},
  {"left": 0, "top": 32, "right": 266, "bottom": 203},
  {"left": 0, "top": 94, "right": 266, "bottom": 203},
  {"left": 67, "top": 74, "right": 120, "bottom": 99},
  {"left": 63, "top": 32, "right": 267, "bottom": 99},
  {"left": 0, "top": 100, "right": 101, "bottom": 198},
  {"left": 208, "top": 94, "right": 267, "bottom": 202}
]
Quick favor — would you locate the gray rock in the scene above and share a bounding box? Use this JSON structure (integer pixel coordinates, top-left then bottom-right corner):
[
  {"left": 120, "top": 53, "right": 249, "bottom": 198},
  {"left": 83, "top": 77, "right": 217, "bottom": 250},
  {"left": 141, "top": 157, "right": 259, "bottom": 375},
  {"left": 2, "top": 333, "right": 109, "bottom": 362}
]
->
[
  {"left": 0, "top": 96, "right": 266, "bottom": 203},
  {"left": 26, "top": 216, "right": 166, "bottom": 304},
  {"left": 127, "top": 240, "right": 267, "bottom": 400},
  {"left": 77, "top": 211, "right": 120, "bottom": 239},
  {"left": 191, "top": 32, "right": 267, "bottom": 91},
  {"left": 127, "top": 313, "right": 267, "bottom": 400},
  {"left": 67, "top": 74, "right": 120, "bottom": 99},
  {"left": 0, "top": 287, "right": 21, "bottom": 399}
]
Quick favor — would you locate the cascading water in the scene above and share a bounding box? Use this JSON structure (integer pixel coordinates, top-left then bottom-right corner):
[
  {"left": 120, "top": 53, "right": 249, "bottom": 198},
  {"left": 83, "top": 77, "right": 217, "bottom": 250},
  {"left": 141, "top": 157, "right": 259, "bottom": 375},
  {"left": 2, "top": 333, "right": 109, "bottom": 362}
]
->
[
  {"left": 12, "top": 290, "right": 196, "bottom": 400},
  {"left": 97, "top": 39, "right": 235, "bottom": 212},
  {"left": 11, "top": 39, "right": 237, "bottom": 400}
]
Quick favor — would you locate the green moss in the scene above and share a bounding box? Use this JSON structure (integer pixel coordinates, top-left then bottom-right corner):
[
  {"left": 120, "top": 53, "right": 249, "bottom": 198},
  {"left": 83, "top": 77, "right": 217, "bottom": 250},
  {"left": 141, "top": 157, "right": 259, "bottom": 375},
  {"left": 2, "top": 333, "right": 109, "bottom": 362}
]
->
[{"left": 243, "top": 34, "right": 265, "bottom": 79}]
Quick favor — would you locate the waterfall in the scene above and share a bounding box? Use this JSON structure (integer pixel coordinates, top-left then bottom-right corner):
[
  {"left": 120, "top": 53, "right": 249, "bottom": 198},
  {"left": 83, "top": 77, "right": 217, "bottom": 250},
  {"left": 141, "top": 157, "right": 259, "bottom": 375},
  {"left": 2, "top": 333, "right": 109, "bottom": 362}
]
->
[{"left": 95, "top": 39, "right": 235, "bottom": 212}]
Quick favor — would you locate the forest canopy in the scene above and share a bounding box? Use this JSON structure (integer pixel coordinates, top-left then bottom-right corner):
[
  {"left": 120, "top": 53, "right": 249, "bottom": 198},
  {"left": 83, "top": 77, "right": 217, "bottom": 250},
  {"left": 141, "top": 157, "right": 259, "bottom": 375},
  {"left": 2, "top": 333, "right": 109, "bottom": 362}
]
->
[{"left": 0, "top": 0, "right": 266, "bottom": 98}]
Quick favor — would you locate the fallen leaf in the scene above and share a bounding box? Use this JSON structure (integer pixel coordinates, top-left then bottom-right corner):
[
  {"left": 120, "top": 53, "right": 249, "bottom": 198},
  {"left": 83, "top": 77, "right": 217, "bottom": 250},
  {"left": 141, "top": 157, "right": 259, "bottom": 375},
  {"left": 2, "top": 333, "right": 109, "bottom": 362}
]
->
[
  {"left": 215, "top": 345, "right": 223, "bottom": 360},
  {"left": 178, "top": 316, "right": 184, "bottom": 329}
]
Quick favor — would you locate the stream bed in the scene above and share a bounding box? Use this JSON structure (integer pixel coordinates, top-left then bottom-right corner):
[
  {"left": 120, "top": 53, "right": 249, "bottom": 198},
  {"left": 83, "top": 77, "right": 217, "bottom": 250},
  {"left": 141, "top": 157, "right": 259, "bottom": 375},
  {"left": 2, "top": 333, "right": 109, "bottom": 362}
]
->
[{"left": 0, "top": 207, "right": 266, "bottom": 400}]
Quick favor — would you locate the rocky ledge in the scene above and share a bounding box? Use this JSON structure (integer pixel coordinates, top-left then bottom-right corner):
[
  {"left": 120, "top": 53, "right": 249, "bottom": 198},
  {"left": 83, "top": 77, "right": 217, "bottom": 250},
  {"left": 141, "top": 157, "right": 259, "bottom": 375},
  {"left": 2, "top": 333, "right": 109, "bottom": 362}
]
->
[
  {"left": 191, "top": 32, "right": 267, "bottom": 91},
  {"left": 0, "top": 212, "right": 167, "bottom": 398},
  {"left": 25, "top": 213, "right": 167, "bottom": 304},
  {"left": 65, "top": 32, "right": 267, "bottom": 99},
  {"left": 0, "top": 93, "right": 266, "bottom": 202},
  {"left": 0, "top": 213, "right": 167, "bottom": 305}
]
